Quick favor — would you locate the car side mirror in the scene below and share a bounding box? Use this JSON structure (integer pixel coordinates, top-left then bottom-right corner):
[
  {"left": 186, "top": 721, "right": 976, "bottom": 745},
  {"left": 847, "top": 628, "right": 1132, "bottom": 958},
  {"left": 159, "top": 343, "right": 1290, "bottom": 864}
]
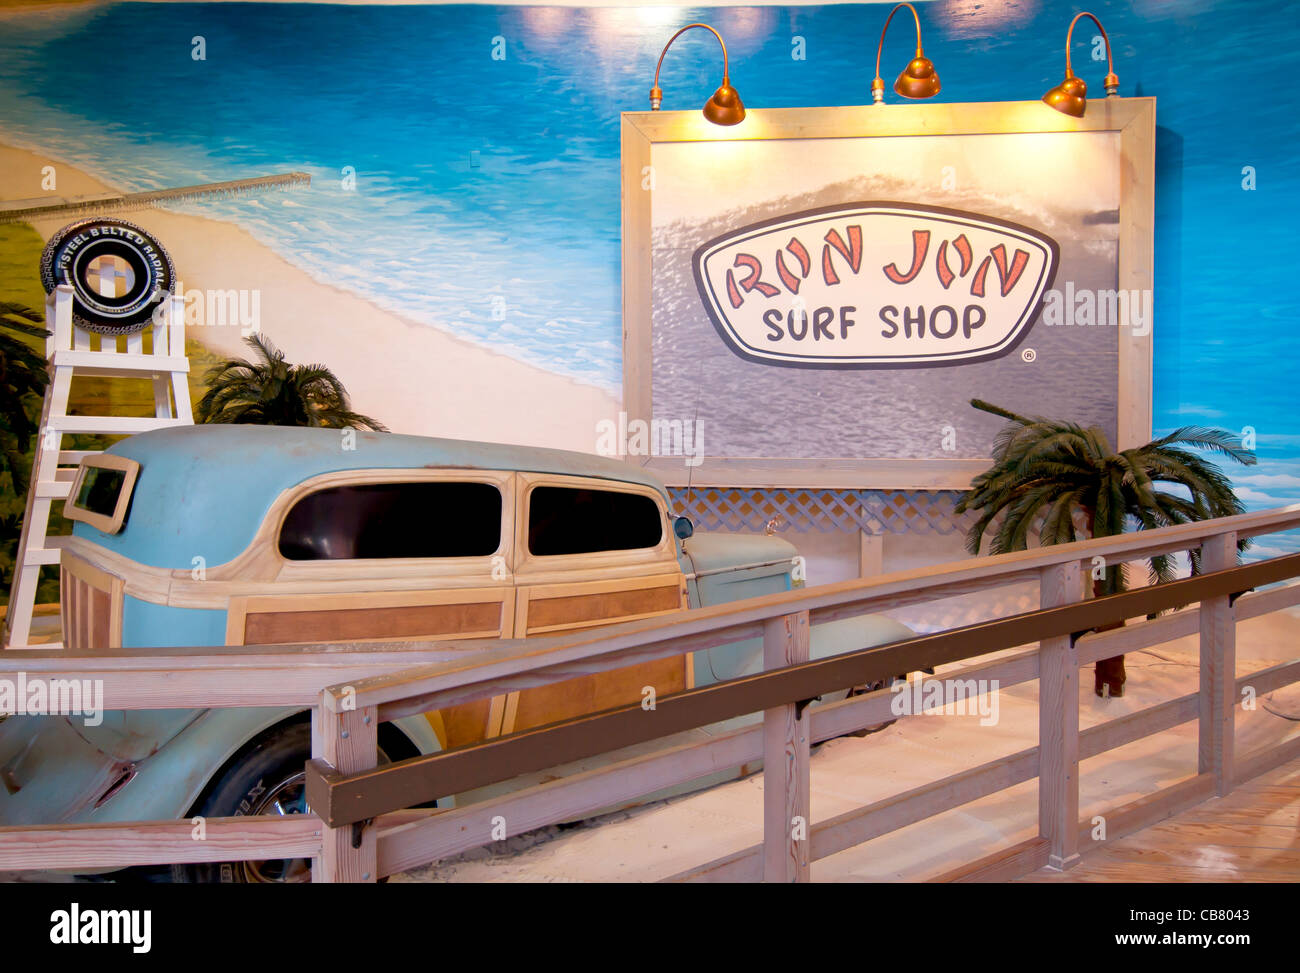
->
[{"left": 673, "top": 516, "right": 694, "bottom": 540}]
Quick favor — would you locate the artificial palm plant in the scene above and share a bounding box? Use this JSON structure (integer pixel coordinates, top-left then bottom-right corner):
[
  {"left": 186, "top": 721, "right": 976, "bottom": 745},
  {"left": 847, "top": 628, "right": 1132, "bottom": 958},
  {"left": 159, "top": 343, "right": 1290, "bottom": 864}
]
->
[
  {"left": 196, "top": 333, "right": 386, "bottom": 431},
  {"left": 954, "top": 399, "right": 1253, "bottom": 697},
  {"left": 0, "top": 303, "right": 50, "bottom": 594},
  {"left": 0, "top": 302, "right": 50, "bottom": 494}
]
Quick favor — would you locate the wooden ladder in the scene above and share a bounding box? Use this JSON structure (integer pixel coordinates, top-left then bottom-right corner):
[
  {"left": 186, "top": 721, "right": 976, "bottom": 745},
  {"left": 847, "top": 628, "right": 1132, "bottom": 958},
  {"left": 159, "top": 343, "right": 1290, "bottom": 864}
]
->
[{"left": 4, "top": 284, "right": 192, "bottom": 649}]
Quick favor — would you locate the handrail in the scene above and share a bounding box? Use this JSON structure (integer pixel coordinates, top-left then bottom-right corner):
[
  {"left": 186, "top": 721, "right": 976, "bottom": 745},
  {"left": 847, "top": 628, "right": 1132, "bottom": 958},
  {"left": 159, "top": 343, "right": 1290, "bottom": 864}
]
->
[{"left": 304, "top": 552, "right": 1300, "bottom": 827}]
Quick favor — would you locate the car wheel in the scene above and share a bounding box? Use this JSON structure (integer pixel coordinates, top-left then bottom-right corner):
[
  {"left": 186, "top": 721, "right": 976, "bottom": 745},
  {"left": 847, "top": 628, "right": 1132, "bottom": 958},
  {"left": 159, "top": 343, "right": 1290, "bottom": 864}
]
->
[
  {"left": 844, "top": 678, "right": 902, "bottom": 737},
  {"left": 171, "top": 720, "right": 407, "bottom": 884}
]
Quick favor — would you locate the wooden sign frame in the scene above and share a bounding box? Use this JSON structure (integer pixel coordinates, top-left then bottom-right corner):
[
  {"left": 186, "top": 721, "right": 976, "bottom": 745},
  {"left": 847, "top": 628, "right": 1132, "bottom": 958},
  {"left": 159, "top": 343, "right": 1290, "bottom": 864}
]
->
[{"left": 620, "top": 98, "right": 1156, "bottom": 489}]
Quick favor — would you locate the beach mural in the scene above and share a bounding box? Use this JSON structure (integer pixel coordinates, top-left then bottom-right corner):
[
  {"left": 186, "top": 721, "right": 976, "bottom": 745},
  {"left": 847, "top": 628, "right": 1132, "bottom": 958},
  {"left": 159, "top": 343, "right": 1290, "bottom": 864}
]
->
[{"left": 0, "top": 1, "right": 1296, "bottom": 554}]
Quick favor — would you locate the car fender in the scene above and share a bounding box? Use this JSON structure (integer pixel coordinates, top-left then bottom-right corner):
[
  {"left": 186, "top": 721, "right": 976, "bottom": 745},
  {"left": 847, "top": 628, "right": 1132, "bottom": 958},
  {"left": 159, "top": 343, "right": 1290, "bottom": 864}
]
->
[
  {"left": 87, "top": 709, "right": 444, "bottom": 825},
  {"left": 811, "top": 614, "right": 915, "bottom": 661},
  {"left": 388, "top": 714, "right": 443, "bottom": 763},
  {"left": 694, "top": 614, "right": 915, "bottom": 691},
  {"left": 85, "top": 707, "right": 303, "bottom": 824}
]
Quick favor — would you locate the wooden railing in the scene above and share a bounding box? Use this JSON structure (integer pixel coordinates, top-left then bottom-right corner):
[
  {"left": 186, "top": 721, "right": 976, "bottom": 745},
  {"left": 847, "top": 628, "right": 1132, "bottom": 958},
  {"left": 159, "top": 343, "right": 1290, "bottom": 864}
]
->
[{"left": 1, "top": 503, "right": 1298, "bottom": 882}]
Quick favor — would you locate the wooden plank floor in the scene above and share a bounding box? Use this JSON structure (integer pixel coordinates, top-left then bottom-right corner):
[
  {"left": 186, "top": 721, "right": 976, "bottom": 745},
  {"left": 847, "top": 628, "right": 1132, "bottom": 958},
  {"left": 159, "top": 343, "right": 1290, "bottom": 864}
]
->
[{"left": 1018, "top": 760, "right": 1300, "bottom": 882}]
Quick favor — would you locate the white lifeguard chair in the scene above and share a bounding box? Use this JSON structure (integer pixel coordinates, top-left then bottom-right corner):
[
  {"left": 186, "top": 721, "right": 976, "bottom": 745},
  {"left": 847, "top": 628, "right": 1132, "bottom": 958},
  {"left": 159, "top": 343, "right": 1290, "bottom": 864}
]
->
[{"left": 4, "top": 284, "right": 192, "bottom": 649}]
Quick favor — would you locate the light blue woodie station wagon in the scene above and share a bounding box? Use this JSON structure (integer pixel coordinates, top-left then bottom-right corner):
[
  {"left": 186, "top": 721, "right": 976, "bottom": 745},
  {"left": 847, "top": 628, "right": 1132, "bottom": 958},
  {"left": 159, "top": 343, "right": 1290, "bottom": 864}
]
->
[{"left": 0, "top": 425, "right": 912, "bottom": 881}]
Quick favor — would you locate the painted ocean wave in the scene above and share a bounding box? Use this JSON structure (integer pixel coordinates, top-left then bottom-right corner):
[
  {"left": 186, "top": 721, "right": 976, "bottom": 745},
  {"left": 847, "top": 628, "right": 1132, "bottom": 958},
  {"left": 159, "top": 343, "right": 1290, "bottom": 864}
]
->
[
  {"left": 0, "top": 4, "right": 630, "bottom": 393},
  {"left": 0, "top": 1, "right": 1295, "bottom": 511}
]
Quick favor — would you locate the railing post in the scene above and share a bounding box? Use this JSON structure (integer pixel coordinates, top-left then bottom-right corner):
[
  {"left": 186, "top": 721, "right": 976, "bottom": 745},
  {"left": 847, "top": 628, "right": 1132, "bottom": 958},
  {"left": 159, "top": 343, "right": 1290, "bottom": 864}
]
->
[
  {"left": 1199, "top": 531, "right": 1237, "bottom": 796},
  {"left": 311, "top": 697, "right": 378, "bottom": 883},
  {"left": 1038, "top": 560, "right": 1083, "bottom": 870},
  {"left": 763, "top": 610, "right": 811, "bottom": 883}
]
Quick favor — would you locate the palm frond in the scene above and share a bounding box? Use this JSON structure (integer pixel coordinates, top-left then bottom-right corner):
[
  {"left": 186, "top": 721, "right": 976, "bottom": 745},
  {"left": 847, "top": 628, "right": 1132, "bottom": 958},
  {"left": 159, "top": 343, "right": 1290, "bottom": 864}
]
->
[
  {"left": 197, "top": 334, "right": 387, "bottom": 431},
  {"left": 1148, "top": 426, "right": 1257, "bottom": 466},
  {"left": 959, "top": 403, "right": 1253, "bottom": 597}
]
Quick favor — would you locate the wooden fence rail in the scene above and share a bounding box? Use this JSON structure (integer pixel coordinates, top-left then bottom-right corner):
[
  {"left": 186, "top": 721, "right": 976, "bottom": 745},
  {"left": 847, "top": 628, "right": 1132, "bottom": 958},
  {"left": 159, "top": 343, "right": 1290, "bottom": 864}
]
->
[{"left": 1, "top": 503, "right": 1298, "bottom": 882}]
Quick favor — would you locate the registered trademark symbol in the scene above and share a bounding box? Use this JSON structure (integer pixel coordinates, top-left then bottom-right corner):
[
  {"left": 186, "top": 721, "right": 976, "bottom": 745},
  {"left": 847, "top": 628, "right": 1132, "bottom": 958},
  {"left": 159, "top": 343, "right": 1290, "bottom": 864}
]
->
[{"left": 1021, "top": 348, "right": 1037, "bottom": 362}]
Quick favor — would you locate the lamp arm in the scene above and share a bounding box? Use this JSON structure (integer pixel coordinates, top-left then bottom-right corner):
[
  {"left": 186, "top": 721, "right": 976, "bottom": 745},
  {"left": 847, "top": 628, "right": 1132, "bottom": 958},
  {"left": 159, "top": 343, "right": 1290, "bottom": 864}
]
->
[
  {"left": 874, "top": 2, "right": 924, "bottom": 83},
  {"left": 654, "top": 22, "right": 731, "bottom": 91},
  {"left": 1064, "top": 11, "right": 1118, "bottom": 93}
]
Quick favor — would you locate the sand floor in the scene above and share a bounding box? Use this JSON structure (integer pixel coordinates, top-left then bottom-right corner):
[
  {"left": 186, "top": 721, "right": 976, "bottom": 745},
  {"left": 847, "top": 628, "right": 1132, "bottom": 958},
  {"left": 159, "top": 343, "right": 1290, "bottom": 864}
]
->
[{"left": 391, "top": 608, "right": 1300, "bottom": 882}]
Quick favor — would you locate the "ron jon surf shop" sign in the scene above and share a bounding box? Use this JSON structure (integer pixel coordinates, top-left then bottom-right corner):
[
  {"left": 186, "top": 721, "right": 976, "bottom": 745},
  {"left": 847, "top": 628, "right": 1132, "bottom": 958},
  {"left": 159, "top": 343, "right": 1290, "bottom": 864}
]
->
[{"left": 692, "top": 202, "right": 1059, "bottom": 368}]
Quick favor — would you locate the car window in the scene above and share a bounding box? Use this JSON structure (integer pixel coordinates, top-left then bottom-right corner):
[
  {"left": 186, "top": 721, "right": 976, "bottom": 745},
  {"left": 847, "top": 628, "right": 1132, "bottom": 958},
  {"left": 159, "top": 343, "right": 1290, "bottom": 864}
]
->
[
  {"left": 528, "top": 485, "right": 663, "bottom": 556},
  {"left": 75, "top": 466, "right": 127, "bottom": 517},
  {"left": 64, "top": 455, "right": 140, "bottom": 535},
  {"left": 279, "top": 481, "right": 502, "bottom": 560}
]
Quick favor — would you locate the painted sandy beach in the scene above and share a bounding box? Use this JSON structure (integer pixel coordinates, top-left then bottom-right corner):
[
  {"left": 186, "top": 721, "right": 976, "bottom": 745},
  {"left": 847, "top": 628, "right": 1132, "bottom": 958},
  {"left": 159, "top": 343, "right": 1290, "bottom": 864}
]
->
[{"left": 0, "top": 141, "right": 620, "bottom": 452}]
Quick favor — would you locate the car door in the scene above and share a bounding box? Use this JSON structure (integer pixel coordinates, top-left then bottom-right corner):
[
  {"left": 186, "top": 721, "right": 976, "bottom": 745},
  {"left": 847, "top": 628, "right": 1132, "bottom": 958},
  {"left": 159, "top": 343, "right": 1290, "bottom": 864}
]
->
[
  {"left": 222, "top": 469, "right": 517, "bottom": 748},
  {"left": 502, "top": 472, "right": 690, "bottom": 734}
]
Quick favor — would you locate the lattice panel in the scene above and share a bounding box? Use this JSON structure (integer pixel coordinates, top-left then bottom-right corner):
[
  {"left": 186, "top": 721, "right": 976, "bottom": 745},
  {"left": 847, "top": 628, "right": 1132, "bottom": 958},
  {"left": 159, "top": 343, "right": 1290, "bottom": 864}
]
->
[{"left": 668, "top": 488, "right": 980, "bottom": 535}]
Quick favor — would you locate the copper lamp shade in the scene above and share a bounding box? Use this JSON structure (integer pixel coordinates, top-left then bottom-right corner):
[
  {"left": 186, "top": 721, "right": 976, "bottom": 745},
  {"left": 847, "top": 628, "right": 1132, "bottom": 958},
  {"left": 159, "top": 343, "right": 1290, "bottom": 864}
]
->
[
  {"left": 1042, "top": 74, "right": 1090, "bottom": 117},
  {"left": 895, "top": 55, "right": 941, "bottom": 99},
  {"left": 873, "top": 3, "right": 940, "bottom": 104},
  {"left": 1043, "top": 12, "right": 1120, "bottom": 117},
  {"left": 702, "top": 80, "right": 745, "bottom": 126},
  {"left": 649, "top": 23, "right": 745, "bottom": 126}
]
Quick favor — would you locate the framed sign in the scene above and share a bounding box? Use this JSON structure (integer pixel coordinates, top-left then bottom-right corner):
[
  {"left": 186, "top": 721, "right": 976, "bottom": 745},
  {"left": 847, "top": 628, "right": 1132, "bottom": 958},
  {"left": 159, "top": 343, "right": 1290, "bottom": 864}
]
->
[{"left": 621, "top": 99, "right": 1155, "bottom": 489}]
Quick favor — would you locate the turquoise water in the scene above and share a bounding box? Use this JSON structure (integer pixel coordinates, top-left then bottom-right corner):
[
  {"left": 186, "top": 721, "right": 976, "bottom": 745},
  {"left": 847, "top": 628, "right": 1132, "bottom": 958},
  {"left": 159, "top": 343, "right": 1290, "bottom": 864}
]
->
[{"left": 0, "top": 1, "right": 1296, "bottom": 543}]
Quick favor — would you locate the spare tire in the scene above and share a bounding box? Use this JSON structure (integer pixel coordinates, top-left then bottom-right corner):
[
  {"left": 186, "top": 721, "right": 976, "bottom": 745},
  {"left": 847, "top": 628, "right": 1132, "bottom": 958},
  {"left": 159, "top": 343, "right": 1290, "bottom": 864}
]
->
[{"left": 40, "top": 218, "right": 175, "bottom": 335}]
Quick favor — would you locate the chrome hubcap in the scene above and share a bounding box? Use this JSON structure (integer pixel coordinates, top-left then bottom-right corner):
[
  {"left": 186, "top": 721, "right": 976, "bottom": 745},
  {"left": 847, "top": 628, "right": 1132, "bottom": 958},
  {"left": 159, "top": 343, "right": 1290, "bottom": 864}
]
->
[{"left": 240, "top": 771, "right": 311, "bottom": 883}]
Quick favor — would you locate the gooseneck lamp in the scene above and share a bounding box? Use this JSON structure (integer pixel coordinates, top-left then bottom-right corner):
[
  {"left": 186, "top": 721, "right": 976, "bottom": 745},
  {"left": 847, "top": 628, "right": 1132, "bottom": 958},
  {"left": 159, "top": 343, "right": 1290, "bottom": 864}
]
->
[
  {"left": 1042, "top": 11, "right": 1120, "bottom": 117},
  {"left": 649, "top": 23, "right": 745, "bottom": 126},
  {"left": 872, "top": 2, "right": 941, "bottom": 104}
]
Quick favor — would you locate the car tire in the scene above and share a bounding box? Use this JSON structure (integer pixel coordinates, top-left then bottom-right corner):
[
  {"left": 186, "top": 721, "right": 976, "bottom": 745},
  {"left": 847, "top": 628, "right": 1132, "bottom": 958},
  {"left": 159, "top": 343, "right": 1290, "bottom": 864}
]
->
[
  {"left": 172, "top": 721, "right": 317, "bottom": 884},
  {"left": 844, "top": 678, "right": 902, "bottom": 737},
  {"left": 171, "top": 719, "right": 417, "bottom": 884},
  {"left": 39, "top": 218, "right": 175, "bottom": 335}
]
